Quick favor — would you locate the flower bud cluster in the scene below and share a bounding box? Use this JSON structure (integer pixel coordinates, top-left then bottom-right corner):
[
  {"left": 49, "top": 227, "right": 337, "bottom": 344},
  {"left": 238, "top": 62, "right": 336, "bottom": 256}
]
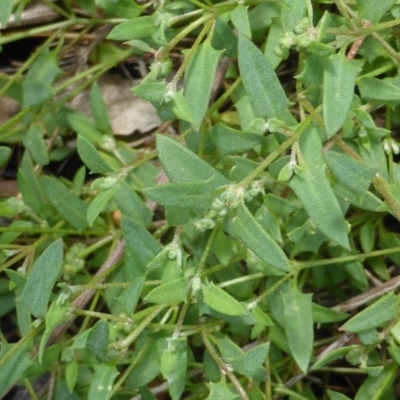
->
[
  {"left": 193, "top": 183, "right": 264, "bottom": 232},
  {"left": 62, "top": 243, "right": 86, "bottom": 280},
  {"left": 274, "top": 18, "right": 317, "bottom": 59},
  {"left": 383, "top": 138, "right": 400, "bottom": 155}
]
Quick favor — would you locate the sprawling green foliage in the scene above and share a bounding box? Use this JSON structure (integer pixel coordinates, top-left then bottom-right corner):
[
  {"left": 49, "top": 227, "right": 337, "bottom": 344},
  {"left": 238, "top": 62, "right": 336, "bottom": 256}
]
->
[{"left": 1, "top": 1, "right": 400, "bottom": 399}]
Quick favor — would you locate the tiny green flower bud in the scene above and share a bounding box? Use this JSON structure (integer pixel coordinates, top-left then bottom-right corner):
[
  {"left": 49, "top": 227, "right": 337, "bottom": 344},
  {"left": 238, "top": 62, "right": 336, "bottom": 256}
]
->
[
  {"left": 279, "top": 36, "right": 294, "bottom": 49},
  {"left": 211, "top": 198, "right": 224, "bottom": 210},
  {"left": 168, "top": 249, "right": 177, "bottom": 260},
  {"left": 159, "top": 58, "right": 173, "bottom": 78},
  {"left": 244, "top": 191, "right": 254, "bottom": 202},
  {"left": 294, "top": 17, "right": 310, "bottom": 34},
  {"left": 201, "top": 218, "right": 215, "bottom": 230},
  {"left": 250, "top": 118, "right": 269, "bottom": 134},
  {"left": 295, "top": 34, "right": 313, "bottom": 49}
]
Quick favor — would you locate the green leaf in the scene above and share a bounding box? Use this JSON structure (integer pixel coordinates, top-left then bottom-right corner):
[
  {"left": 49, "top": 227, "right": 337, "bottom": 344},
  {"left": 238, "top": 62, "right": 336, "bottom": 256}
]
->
[
  {"left": 0, "top": 146, "right": 11, "bottom": 168},
  {"left": 122, "top": 217, "right": 163, "bottom": 270},
  {"left": 144, "top": 179, "right": 215, "bottom": 210},
  {"left": 38, "top": 299, "right": 69, "bottom": 363},
  {"left": 185, "top": 36, "right": 223, "bottom": 129},
  {"left": 18, "top": 240, "right": 63, "bottom": 318},
  {"left": 311, "top": 346, "right": 357, "bottom": 371},
  {"left": 202, "top": 282, "right": 246, "bottom": 316},
  {"left": 206, "top": 381, "right": 240, "bottom": 400},
  {"left": 312, "top": 303, "right": 348, "bottom": 323},
  {"left": 18, "top": 154, "right": 49, "bottom": 217},
  {"left": 67, "top": 112, "right": 102, "bottom": 143},
  {"left": 144, "top": 277, "right": 189, "bottom": 305},
  {"left": 23, "top": 125, "right": 49, "bottom": 166},
  {"left": 358, "top": 76, "right": 400, "bottom": 102},
  {"left": 115, "top": 183, "right": 153, "bottom": 227},
  {"left": 281, "top": 0, "right": 308, "bottom": 32},
  {"left": 0, "top": 342, "right": 33, "bottom": 398},
  {"left": 161, "top": 337, "right": 187, "bottom": 400},
  {"left": 90, "top": 82, "right": 112, "bottom": 133},
  {"left": 87, "top": 185, "right": 120, "bottom": 226},
  {"left": 210, "top": 124, "right": 263, "bottom": 155},
  {"left": 289, "top": 128, "right": 350, "bottom": 248},
  {"left": 231, "top": 5, "right": 251, "bottom": 39},
  {"left": 41, "top": 176, "right": 89, "bottom": 231},
  {"left": 324, "top": 151, "right": 376, "bottom": 195},
  {"left": 354, "top": 363, "right": 397, "bottom": 400},
  {"left": 340, "top": 292, "right": 399, "bottom": 333},
  {"left": 323, "top": 54, "right": 361, "bottom": 137},
  {"left": 26, "top": 52, "right": 61, "bottom": 86},
  {"left": 132, "top": 81, "right": 167, "bottom": 104},
  {"left": 107, "top": 16, "right": 157, "bottom": 41},
  {"left": 156, "top": 134, "right": 230, "bottom": 186},
  {"left": 170, "top": 90, "right": 193, "bottom": 123},
  {"left": 86, "top": 320, "right": 110, "bottom": 363},
  {"left": 96, "top": 0, "right": 142, "bottom": 18},
  {"left": 116, "top": 277, "right": 144, "bottom": 314},
  {"left": 238, "top": 35, "right": 293, "bottom": 124},
  {"left": 356, "top": 0, "right": 396, "bottom": 24},
  {"left": 283, "top": 291, "right": 314, "bottom": 374},
  {"left": 87, "top": 364, "right": 119, "bottom": 400},
  {"left": 22, "top": 81, "right": 53, "bottom": 107},
  {"left": 0, "top": 0, "right": 13, "bottom": 27},
  {"left": 232, "top": 204, "right": 291, "bottom": 272},
  {"left": 327, "top": 390, "right": 352, "bottom": 400},
  {"left": 231, "top": 342, "right": 270, "bottom": 379},
  {"left": 77, "top": 135, "right": 114, "bottom": 174}
]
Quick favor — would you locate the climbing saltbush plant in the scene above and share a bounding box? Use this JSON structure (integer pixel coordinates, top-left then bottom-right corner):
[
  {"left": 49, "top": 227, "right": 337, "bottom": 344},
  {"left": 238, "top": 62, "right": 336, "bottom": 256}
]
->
[{"left": 1, "top": 0, "right": 400, "bottom": 399}]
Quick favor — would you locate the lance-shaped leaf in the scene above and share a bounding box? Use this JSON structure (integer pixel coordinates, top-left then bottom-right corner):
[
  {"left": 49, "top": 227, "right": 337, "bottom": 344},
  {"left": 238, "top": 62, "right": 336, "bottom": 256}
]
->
[
  {"left": 41, "top": 176, "right": 89, "bottom": 231},
  {"left": 358, "top": 76, "right": 400, "bottom": 102},
  {"left": 0, "top": 146, "right": 11, "bottom": 168},
  {"left": 122, "top": 217, "right": 162, "bottom": 270},
  {"left": 0, "top": 0, "right": 13, "bottom": 27},
  {"left": 340, "top": 292, "right": 399, "bottom": 333},
  {"left": 238, "top": 35, "right": 294, "bottom": 124},
  {"left": 231, "top": 5, "right": 251, "bottom": 38},
  {"left": 90, "top": 82, "right": 112, "bottom": 133},
  {"left": 87, "top": 185, "right": 120, "bottom": 226},
  {"left": 185, "top": 37, "right": 223, "bottom": 129},
  {"left": 156, "top": 134, "right": 230, "bottom": 186},
  {"left": 210, "top": 124, "right": 264, "bottom": 155},
  {"left": 18, "top": 240, "right": 63, "bottom": 318},
  {"left": 202, "top": 282, "right": 246, "bottom": 316},
  {"left": 144, "top": 277, "right": 189, "bottom": 305},
  {"left": 77, "top": 135, "right": 114, "bottom": 174},
  {"left": 283, "top": 291, "right": 314, "bottom": 374},
  {"left": 88, "top": 364, "right": 119, "bottom": 400},
  {"left": 232, "top": 204, "right": 291, "bottom": 272},
  {"left": 281, "top": 0, "right": 308, "bottom": 32},
  {"left": 107, "top": 16, "right": 157, "bottom": 41},
  {"left": 289, "top": 129, "right": 350, "bottom": 248},
  {"left": 0, "top": 342, "right": 33, "bottom": 399},
  {"left": 161, "top": 337, "right": 188, "bottom": 400},
  {"left": 144, "top": 178, "right": 215, "bottom": 211},
  {"left": 354, "top": 363, "right": 397, "bottom": 400},
  {"left": 323, "top": 54, "right": 361, "bottom": 138},
  {"left": 324, "top": 151, "right": 376, "bottom": 196},
  {"left": 356, "top": 0, "right": 396, "bottom": 25}
]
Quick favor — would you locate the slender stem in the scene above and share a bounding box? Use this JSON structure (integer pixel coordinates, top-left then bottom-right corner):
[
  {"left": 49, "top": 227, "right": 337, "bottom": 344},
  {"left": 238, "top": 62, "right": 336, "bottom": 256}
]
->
[
  {"left": 173, "top": 227, "right": 218, "bottom": 338},
  {"left": 114, "top": 304, "right": 166, "bottom": 350},
  {"left": 202, "top": 330, "right": 249, "bottom": 400},
  {"left": 0, "top": 326, "right": 40, "bottom": 369},
  {"left": 159, "top": 14, "right": 214, "bottom": 59},
  {"left": 298, "top": 245, "right": 400, "bottom": 269},
  {"left": 169, "top": 18, "right": 213, "bottom": 89},
  {"left": 207, "top": 77, "right": 242, "bottom": 117}
]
